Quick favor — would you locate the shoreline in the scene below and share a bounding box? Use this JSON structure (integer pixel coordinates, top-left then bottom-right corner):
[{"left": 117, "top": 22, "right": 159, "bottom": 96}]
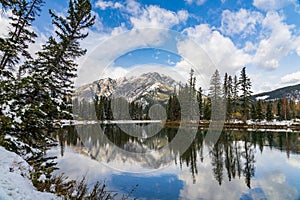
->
[{"left": 59, "top": 119, "right": 300, "bottom": 131}]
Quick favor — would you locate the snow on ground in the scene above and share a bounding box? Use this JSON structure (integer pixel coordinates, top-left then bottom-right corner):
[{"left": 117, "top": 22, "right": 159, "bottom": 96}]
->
[
  {"left": 0, "top": 146, "right": 58, "bottom": 200},
  {"left": 246, "top": 119, "right": 294, "bottom": 126},
  {"left": 255, "top": 95, "right": 269, "bottom": 100}
]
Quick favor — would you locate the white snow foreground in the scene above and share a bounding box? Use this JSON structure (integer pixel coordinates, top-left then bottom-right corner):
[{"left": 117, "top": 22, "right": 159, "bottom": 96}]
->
[{"left": 0, "top": 146, "right": 59, "bottom": 200}]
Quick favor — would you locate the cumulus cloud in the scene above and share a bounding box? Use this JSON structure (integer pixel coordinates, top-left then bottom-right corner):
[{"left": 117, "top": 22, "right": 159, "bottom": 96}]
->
[
  {"left": 76, "top": 28, "right": 177, "bottom": 86},
  {"left": 95, "top": 0, "right": 123, "bottom": 10},
  {"left": 253, "top": 0, "right": 296, "bottom": 11},
  {"left": 186, "top": 0, "right": 207, "bottom": 5},
  {"left": 253, "top": 12, "right": 297, "bottom": 69},
  {"left": 181, "top": 24, "right": 252, "bottom": 76},
  {"left": 281, "top": 71, "right": 300, "bottom": 84},
  {"left": 130, "top": 6, "right": 189, "bottom": 29},
  {"left": 221, "top": 9, "right": 263, "bottom": 36}
]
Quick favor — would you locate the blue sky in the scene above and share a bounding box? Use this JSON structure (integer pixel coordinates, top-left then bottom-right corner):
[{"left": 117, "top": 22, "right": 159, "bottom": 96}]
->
[{"left": 1, "top": 0, "right": 300, "bottom": 93}]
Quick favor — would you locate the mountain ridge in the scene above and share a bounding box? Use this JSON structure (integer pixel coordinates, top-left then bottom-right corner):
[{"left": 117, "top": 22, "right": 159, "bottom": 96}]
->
[
  {"left": 253, "top": 83, "right": 300, "bottom": 102},
  {"left": 74, "top": 72, "right": 180, "bottom": 104}
]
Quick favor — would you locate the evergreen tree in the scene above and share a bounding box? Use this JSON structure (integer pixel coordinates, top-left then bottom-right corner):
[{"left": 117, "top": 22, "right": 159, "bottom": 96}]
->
[
  {"left": 233, "top": 75, "right": 239, "bottom": 114},
  {"left": 209, "top": 69, "right": 222, "bottom": 102},
  {"left": 224, "top": 74, "right": 233, "bottom": 120},
  {"left": 256, "top": 100, "right": 264, "bottom": 121},
  {"left": 208, "top": 69, "right": 223, "bottom": 120},
  {"left": 277, "top": 99, "right": 284, "bottom": 121},
  {"left": 239, "top": 67, "right": 252, "bottom": 120},
  {"left": 197, "top": 87, "right": 203, "bottom": 118},
  {"left": 0, "top": 0, "right": 17, "bottom": 9},
  {"left": 223, "top": 73, "right": 228, "bottom": 98},
  {"left": 266, "top": 101, "right": 273, "bottom": 121},
  {"left": 203, "top": 99, "right": 211, "bottom": 120},
  {"left": 0, "top": 0, "right": 43, "bottom": 72},
  {"left": 0, "top": 0, "right": 43, "bottom": 137},
  {"left": 250, "top": 104, "right": 257, "bottom": 120},
  {"left": 20, "top": 0, "right": 95, "bottom": 131}
]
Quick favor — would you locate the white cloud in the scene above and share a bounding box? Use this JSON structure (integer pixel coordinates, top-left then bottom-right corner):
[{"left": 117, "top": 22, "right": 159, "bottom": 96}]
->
[
  {"left": 95, "top": 0, "right": 123, "bottom": 10},
  {"left": 221, "top": 9, "right": 263, "bottom": 36},
  {"left": 281, "top": 71, "right": 300, "bottom": 84},
  {"left": 130, "top": 6, "right": 189, "bottom": 29},
  {"left": 186, "top": 0, "right": 207, "bottom": 5},
  {"left": 253, "top": 0, "right": 296, "bottom": 11},
  {"left": 125, "top": 0, "right": 142, "bottom": 16},
  {"left": 181, "top": 24, "right": 252, "bottom": 78},
  {"left": 253, "top": 12, "right": 297, "bottom": 69},
  {"left": 0, "top": 10, "right": 12, "bottom": 37},
  {"left": 91, "top": 11, "right": 104, "bottom": 31},
  {"left": 76, "top": 28, "right": 175, "bottom": 86}
]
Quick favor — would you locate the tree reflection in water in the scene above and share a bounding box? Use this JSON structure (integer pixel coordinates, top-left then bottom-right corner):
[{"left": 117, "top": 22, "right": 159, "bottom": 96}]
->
[{"left": 52, "top": 125, "right": 300, "bottom": 188}]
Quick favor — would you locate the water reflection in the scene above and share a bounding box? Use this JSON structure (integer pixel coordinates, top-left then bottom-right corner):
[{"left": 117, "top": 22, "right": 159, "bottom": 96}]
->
[{"left": 51, "top": 125, "right": 300, "bottom": 199}]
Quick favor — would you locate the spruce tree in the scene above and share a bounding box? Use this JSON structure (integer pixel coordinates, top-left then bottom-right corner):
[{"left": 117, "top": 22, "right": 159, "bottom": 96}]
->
[
  {"left": 197, "top": 87, "right": 203, "bottom": 118},
  {"left": 233, "top": 75, "right": 239, "bottom": 114},
  {"left": 0, "top": 0, "right": 43, "bottom": 72},
  {"left": 266, "top": 102, "right": 273, "bottom": 121},
  {"left": 20, "top": 0, "right": 95, "bottom": 131},
  {"left": 251, "top": 104, "right": 257, "bottom": 120},
  {"left": 0, "top": 0, "right": 43, "bottom": 137},
  {"left": 256, "top": 100, "right": 264, "bottom": 121},
  {"left": 224, "top": 74, "right": 233, "bottom": 120},
  {"left": 239, "top": 67, "right": 252, "bottom": 120},
  {"left": 277, "top": 99, "right": 284, "bottom": 121},
  {"left": 208, "top": 69, "right": 223, "bottom": 121},
  {"left": 209, "top": 69, "right": 222, "bottom": 102}
]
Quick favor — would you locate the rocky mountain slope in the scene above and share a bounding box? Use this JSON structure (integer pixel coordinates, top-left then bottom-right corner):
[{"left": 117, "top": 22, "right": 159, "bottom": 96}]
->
[{"left": 74, "top": 72, "right": 180, "bottom": 104}]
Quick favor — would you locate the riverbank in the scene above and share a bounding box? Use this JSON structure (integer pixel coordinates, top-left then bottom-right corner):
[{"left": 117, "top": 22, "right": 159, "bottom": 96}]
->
[
  {"left": 0, "top": 146, "right": 58, "bottom": 200},
  {"left": 164, "top": 119, "right": 300, "bottom": 131}
]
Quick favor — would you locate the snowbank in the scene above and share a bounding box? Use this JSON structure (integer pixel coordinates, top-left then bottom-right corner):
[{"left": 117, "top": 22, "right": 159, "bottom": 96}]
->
[{"left": 0, "top": 147, "right": 58, "bottom": 200}]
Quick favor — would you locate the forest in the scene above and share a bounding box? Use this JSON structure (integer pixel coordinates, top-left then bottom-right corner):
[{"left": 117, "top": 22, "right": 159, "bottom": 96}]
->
[{"left": 75, "top": 67, "right": 300, "bottom": 122}]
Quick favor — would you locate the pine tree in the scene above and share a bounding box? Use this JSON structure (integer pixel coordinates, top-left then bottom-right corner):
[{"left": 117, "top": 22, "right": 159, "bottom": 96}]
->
[
  {"left": 0, "top": 0, "right": 43, "bottom": 72},
  {"left": 224, "top": 74, "right": 233, "bottom": 120},
  {"left": 277, "top": 99, "right": 284, "bottom": 121},
  {"left": 251, "top": 104, "right": 257, "bottom": 120},
  {"left": 266, "top": 101, "right": 273, "bottom": 121},
  {"left": 256, "top": 100, "right": 264, "bottom": 121},
  {"left": 209, "top": 69, "right": 222, "bottom": 102},
  {"left": 20, "top": 0, "right": 95, "bottom": 130},
  {"left": 209, "top": 69, "right": 224, "bottom": 121},
  {"left": 239, "top": 67, "right": 252, "bottom": 120},
  {"left": 0, "top": 0, "right": 43, "bottom": 137},
  {"left": 223, "top": 73, "right": 228, "bottom": 98},
  {"left": 203, "top": 99, "right": 211, "bottom": 120},
  {"left": 0, "top": 0, "right": 17, "bottom": 9},
  {"left": 233, "top": 75, "right": 239, "bottom": 114},
  {"left": 197, "top": 87, "right": 203, "bottom": 118}
]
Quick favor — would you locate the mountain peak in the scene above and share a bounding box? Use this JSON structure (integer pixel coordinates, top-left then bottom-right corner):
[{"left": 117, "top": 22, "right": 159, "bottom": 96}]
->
[{"left": 75, "top": 72, "right": 179, "bottom": 104}]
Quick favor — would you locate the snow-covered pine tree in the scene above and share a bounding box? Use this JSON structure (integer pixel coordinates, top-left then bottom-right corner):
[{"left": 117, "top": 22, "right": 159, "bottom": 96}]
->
[
  {"left": 0, "top": 0, "right": 43, "bottom": 138},
  {"left": 20, "top": 0, "right": 95, "bottom": 134}
]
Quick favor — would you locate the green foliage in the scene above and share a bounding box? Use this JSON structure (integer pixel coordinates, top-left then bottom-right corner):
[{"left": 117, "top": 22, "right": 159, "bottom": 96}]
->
[
  {"left": 266, "top": 102, "right": 273, "bottom": 121},
  {"left": 239, "top": 67, "right": 252, "bottom": 120},
  {"left": 256, "top": 100, "right": 264, "bottom": 121},
  {"left": 197, "top": 87, "right": 203, "bottom": 118},
  {"left": 209, "top": 69, "right": 223, "bottom": 101}
]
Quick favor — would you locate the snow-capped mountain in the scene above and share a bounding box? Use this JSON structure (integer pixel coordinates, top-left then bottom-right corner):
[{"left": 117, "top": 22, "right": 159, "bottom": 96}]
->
[
  {"left": 74, "top": 72, "right": 180, "bottom": 104},
  {"left": 253, "top": 83, "right": 300, "bottom": 102}
]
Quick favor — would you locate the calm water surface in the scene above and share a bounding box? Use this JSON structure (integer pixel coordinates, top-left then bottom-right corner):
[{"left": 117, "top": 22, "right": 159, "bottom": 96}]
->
[{"left": 47, "top": 124, "right": 300, "bottom": 200}]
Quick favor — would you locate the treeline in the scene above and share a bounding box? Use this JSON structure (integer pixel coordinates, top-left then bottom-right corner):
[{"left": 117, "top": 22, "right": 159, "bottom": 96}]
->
[
  {"left": 75, "top": 67, "right": 300, "bottom": 122},
  {"left": 0, "top": 0, "right": 95, "bottom": 145},
  {"left": 73, "top": 96, "right": 145, "bottom": 120},
  {"left": 167, "top": 68, "right": 300, "bottom": 122}
]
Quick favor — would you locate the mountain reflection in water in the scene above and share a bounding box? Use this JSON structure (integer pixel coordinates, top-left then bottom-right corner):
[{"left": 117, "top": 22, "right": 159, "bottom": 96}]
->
[{"left": 49, "top": 124, "right": 300, "bottom": 200}]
